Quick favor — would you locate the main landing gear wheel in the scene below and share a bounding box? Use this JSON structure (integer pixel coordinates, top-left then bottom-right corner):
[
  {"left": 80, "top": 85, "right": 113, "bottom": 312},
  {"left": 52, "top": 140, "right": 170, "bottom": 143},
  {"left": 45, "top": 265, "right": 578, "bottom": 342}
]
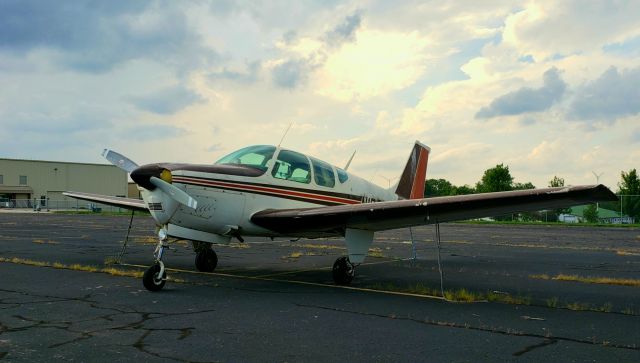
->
[
  {"left": 195, "top": 249, "right": 218, "bottom": 272},
  {"left": 143, "top": 263, "right": 166, "bottom": 291},
  {"left": 332, "top": 256, "right": 355, "bottom": 285}
]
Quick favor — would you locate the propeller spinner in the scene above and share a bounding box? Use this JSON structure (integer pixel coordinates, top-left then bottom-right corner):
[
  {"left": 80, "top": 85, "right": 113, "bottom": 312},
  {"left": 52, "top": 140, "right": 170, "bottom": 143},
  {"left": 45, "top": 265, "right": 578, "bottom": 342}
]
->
[{"left": 103, "top": 149, "right": 197, "bottom": 210}]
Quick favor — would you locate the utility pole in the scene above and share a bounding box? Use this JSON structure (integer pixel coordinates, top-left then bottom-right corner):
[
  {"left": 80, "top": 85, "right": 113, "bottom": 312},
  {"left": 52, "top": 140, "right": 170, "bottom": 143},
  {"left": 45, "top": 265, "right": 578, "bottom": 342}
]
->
[{"left": 592, "top": 171, "right": 603, "bottom": 210}]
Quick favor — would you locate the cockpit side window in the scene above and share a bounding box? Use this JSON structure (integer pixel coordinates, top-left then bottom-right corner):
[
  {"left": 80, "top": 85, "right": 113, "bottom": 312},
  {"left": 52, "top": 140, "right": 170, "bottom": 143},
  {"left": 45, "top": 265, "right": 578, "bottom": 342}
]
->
[
  {"left": 336, "top": 168, "right": 349, "bottom": 183},
  {"left": 310, "top": 157, "right": 336, "bottom": 188},
  {"left": 215, "top": 145, "right": 276, "bottom": 172},
  {"left": 271, "top": 150, "right": 311, "bottom": 184}
]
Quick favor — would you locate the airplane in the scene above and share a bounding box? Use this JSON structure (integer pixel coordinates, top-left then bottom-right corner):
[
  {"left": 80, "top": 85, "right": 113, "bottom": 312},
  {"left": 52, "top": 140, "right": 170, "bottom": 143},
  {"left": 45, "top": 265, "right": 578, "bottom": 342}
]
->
[{"left": 64, "top": 141, "right": 618, "bottom": 292}]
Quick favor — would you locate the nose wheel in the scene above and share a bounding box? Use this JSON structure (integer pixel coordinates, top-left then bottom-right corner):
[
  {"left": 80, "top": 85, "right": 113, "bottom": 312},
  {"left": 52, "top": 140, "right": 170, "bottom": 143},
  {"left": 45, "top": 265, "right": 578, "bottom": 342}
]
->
[
  {"left": 332, "top": 256, "right": 355, "bottom": 285},
  {"left": 143, "top": 228, "right": 169, "bottom": 292},
  {"left": 143, "top": 263, "right": 166, "bottom": 291}
]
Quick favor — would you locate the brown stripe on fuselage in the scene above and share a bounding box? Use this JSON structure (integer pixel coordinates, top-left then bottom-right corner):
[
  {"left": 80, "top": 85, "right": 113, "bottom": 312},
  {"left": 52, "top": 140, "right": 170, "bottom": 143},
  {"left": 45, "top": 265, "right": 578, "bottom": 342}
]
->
[{"left": 172, "top": 176, "right": 374, "bottom": 206}]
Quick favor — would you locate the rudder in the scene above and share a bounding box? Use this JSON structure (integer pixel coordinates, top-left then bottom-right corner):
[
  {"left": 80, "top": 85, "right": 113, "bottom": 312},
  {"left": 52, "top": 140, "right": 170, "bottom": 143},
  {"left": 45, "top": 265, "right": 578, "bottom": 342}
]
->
[{"left": 395, "top": 141, "right": 430, "bottom": 199}]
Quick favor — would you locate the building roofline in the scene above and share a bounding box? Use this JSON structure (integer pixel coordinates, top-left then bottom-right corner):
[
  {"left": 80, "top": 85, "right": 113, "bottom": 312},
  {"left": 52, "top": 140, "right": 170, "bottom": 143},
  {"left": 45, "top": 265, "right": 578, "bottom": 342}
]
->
[{"left": 0, "top": 157, "right": 116, "bottom": 167}]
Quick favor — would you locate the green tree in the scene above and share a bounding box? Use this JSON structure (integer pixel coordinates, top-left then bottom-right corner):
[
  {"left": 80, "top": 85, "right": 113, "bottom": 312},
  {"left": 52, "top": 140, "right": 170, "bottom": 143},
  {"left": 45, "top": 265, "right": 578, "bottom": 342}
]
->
[
  {"left": 453, "top": 185, "right": 475, "bottom": 195},
  {"left": 424, "top": 178, "right": 455, "bottom": 197},
  {"left": 513, "top": 182, "right": 536, "bottom": 190},
  {"left": 548, "top": 176, "right": 569, "bottom": 219},
  {"left": 618, "top": 169, "right": 640, "bottom": 219},
  {"left": 583, "top": 204, "right": 599, "bottom": 223},
  {"left": 476, "top": 163, "right": 513, "bottom": 193},
  {"left": 549, "top": 176, "right": 565, "bottom": 188}
]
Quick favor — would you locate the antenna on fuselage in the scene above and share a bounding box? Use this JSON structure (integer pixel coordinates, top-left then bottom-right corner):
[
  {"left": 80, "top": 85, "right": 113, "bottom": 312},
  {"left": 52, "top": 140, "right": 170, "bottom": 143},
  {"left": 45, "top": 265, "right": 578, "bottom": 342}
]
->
[
  {"left": 278, "top": 123, "right": 293, "bottom": 147},
  {"left": 344, "top": 150, "right": 357, "bottom": 171}
]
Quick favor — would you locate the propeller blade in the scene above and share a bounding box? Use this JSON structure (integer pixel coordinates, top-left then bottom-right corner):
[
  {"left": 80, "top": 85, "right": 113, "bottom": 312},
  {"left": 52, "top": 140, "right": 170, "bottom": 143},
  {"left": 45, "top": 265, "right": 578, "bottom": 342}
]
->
[
  {"left": 150, "top": 177, "right": 198, "bottom": 209},
  {"left": 102, "top": 149, "right": 139, "bottom": 173}
]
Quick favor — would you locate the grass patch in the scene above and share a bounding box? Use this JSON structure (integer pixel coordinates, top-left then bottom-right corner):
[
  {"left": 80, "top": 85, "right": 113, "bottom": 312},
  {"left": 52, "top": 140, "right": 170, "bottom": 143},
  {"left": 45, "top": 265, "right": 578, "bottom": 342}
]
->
[
  {"left": 616, "top": 250, "right": 640, "bottom": 256},
  {"left": 368, "top": 247, "right": 385, "bottom": 258},
  {"left": 297, "top": 243, "right": 344, "bottom": 250},
  {"left": 32, "top": 239, "right": 59, "bottom": 244},
  {"left": 444, "top": 288, "right": 481, "bottom": 302},
  {"left": 530, "top": 273, "right": 640, "bottom": 287},
  {"left": 0, "top": 256, "right": 144, "bottom": 278},
  {"left": 134, "top": 236, "right": 157, "bottom": 245},
  {"left": 282, "top": 251, "right": 304, "bottom": 260},
  {"left": 227, "top": 242, "right": 250, "bottom": 249},
  {"left": 546, "top": 296, "right": 559, "bottom": 308}
]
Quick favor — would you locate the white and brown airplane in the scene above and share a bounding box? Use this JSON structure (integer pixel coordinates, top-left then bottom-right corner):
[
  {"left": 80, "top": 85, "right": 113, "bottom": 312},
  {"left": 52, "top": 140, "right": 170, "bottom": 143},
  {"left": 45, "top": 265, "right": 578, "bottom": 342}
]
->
[{"left": 64, "top": 142, "right": 617, "bottom": 291}]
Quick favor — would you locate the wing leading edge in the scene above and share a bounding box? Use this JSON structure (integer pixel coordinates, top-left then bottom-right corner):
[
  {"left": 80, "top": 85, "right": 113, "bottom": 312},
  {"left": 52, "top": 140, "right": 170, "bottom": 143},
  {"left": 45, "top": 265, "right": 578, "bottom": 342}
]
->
[
  {"left": 63, "top": 191, "right": 148, "bottom": 212},
  {"left": 251, "top": 185, "right": 618, "bottom": 235}
]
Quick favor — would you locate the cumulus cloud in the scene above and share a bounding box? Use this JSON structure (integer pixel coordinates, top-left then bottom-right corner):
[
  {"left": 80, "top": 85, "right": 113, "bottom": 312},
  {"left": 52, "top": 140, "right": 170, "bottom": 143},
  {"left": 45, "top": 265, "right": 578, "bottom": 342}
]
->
[
  {"left": 475, "top": 67, "right": 566, "bottom": 118},
  {"left": 129, "top": 85, "right": 204, "bottom": 115},
  {"left": 0, "top": 1, "right": 215, "bottom": 73},
  {"left": 209, "top": 61, "right": 261, "bottom": 84},
  {"left": 503, "top": 1, "right": 640, "bottom": 61},
  {"left": 271, "top": 12, "right": 362, "bottom": 89},
  {"left": 272, "top": 58, "right": 315, "bottom": 89},
  {"left": 121, "top": 124, "right": 187, "bottom": 140},
  {"left": 568, "top": 66, "right": 640, "bottom": 121},
  {"left": 325, "top": 12, "right": 362, "bottom": 47}
]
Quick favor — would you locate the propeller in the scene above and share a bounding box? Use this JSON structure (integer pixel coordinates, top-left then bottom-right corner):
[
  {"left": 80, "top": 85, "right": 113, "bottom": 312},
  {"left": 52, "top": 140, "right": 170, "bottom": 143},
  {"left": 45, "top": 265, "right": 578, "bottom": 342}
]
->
[
  {"left": 150, "top": 176, "right": 198, "bottom": 209},
  {"left": 102, "top": 149, "right": 139, "bottom": 173},
  {"left": 102, "top": 149, "right": 197, "bottom": 210}
]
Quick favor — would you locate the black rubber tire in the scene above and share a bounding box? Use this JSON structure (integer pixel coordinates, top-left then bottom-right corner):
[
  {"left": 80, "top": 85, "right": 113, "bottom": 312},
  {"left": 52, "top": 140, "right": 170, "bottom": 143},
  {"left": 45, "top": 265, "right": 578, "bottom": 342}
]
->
[
  {"left": 143, "top": 264, "right": 166, "bottom": 291},
  {"left": 195, "top": 249, "right": 218, "bottom": 272},
  {"left": 332, "top": 256, "right": 355, "bottom": 285}
]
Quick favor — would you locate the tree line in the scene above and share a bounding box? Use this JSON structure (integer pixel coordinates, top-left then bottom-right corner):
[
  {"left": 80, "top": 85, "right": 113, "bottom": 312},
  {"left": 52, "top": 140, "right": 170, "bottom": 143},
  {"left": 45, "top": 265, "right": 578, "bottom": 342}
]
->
[{"left": 424, "top": 164, "right": 640, "bottom": 222}]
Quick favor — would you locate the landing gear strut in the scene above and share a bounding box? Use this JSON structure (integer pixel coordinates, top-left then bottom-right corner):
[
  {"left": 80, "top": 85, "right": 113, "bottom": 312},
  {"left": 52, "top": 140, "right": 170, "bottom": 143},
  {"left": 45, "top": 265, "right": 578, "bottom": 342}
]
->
[
  {"left": 143, "top": 228, "right": 169, "bottom": 291},
  {"left": 332, "top": 256, "right": 355, "bottom": 285}
]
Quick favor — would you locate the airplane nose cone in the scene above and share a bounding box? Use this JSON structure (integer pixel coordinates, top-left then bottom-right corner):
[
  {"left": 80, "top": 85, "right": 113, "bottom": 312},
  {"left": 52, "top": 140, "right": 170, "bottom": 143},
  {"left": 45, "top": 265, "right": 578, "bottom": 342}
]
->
[{"left": 131, "top": 164, "right": 167, "bottom": 190}]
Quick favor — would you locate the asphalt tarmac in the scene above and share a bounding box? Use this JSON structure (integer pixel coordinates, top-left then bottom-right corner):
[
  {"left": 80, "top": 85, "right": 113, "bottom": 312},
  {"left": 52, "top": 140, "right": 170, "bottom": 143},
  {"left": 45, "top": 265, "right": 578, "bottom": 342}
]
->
[{"left": 1, "top": 212, "right": 639, "bottom": 362}]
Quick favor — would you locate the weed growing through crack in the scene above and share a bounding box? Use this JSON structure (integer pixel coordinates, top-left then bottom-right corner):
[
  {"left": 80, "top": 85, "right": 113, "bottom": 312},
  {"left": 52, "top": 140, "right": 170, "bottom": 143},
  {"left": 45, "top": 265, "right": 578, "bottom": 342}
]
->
[{"left": 530, "top": 273, "right": 640, "bottom": 287}]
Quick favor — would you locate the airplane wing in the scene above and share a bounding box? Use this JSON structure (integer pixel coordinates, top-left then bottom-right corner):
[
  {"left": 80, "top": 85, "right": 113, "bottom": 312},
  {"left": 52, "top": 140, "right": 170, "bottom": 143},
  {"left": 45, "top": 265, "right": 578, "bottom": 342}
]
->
[
  {"left": 63, "top": 191, "right": 148, "bottom": 212},
  {"left": 251, "top": 185, "right": 618, "bottom": 235}
]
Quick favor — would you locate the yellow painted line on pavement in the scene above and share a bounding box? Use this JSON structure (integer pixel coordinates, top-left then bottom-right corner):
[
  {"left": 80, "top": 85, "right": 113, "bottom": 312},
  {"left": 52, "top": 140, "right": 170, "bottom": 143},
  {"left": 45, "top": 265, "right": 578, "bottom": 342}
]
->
[
  {"left": 119, "top": 262, "right": 446, "bottom": 301},
  {"left": 253, "top": 257, "right": 410, "bottom": 278}
]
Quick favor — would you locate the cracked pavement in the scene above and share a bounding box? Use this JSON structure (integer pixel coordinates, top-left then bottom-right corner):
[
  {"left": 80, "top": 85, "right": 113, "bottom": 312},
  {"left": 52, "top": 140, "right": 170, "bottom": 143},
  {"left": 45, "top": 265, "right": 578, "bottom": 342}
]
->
[{"left": 1, "top": 213, "right": 639, "bottom": 361}]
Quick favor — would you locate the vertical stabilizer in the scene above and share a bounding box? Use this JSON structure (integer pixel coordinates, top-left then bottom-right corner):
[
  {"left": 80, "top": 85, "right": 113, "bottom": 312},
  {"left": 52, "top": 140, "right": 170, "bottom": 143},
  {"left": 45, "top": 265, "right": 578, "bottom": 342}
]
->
[{"left": 394, "top": 141, "right": 430, "bottom": 199}]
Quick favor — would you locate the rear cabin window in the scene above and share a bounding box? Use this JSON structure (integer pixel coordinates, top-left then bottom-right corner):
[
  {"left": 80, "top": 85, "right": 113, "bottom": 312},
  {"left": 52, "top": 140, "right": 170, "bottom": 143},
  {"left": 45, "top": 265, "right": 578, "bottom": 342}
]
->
[
  {"left": 336, "top": 168, "right": 349, "bottom": 183},
  {"left": 310, "top": 157, "right": 336, "bottom": 188},
  {"left": 271, "top": 150, "right": 311, "bottom": 184},
  {"left": 215, "top": 145, "right": 276, "bottom": 172}
]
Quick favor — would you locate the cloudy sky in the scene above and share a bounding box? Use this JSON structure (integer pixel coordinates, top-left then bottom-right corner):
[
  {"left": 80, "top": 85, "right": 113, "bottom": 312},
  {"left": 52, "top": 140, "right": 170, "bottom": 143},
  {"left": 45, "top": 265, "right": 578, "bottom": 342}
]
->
[{"left": 1, "top": 1, "right": 639, "bottom": 190}]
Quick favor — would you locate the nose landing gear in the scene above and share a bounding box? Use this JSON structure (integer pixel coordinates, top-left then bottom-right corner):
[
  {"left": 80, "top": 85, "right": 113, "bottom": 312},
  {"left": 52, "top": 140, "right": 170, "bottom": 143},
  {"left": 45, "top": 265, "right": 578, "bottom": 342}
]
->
[{"left": 143, "top": 228, "right": 169, "bottom": 291}]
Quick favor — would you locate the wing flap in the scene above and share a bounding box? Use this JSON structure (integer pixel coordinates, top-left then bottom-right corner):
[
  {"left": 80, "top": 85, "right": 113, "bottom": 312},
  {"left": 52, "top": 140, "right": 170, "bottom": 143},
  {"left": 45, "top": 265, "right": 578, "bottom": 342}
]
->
[
  {"left": 251, "top": 185, "right": 617, "bottom": 234},
  {"left": 63, "top": 191, "right": 148, "bottom": 212}
]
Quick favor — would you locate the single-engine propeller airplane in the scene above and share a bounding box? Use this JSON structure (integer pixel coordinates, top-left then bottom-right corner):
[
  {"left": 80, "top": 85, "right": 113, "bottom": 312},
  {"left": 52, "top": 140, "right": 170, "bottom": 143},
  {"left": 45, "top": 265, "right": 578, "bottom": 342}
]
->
[{"left": 64, "top": 141, "right": 617, "bottom": 291}]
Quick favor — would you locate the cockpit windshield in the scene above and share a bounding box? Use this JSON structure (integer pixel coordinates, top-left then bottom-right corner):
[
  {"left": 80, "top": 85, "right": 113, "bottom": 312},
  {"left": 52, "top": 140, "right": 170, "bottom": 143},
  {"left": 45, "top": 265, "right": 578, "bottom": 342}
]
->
[{"left": 214, "top": 145, "right": 276, "bottom": 172}]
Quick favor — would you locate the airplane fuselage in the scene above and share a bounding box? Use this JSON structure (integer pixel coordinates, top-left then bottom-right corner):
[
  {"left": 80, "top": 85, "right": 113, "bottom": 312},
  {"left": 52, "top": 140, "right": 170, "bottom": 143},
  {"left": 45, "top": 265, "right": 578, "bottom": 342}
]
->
[{"left": 138, "top": 146, "right": 398, "bottom": 242}]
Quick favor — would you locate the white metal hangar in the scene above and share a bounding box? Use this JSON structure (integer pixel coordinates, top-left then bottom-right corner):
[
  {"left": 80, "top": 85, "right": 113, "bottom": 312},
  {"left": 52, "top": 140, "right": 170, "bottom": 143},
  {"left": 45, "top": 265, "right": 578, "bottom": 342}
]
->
[{"left": 0, "top": 157, "right": 127, "bottom": 208}]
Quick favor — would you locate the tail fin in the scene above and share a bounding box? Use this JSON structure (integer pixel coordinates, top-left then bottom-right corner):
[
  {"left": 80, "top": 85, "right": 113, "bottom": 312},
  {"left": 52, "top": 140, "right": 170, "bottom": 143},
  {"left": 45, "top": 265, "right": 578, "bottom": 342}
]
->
[{"left": 394, "top": 141, "right": 430, "bottom": 199}]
